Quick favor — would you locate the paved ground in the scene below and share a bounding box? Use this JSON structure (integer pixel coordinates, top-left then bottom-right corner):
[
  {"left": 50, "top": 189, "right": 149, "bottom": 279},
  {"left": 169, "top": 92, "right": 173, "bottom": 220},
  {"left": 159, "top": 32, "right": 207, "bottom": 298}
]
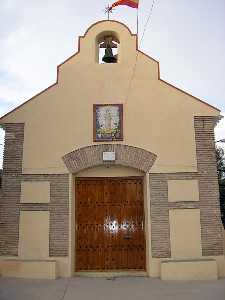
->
[{"left": 0, "top": 277, "right": 225, "bottom": 300}]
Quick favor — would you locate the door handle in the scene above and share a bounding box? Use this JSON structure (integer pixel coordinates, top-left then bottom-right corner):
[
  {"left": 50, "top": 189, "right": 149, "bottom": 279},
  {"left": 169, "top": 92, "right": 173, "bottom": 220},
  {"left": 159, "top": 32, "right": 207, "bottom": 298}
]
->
[{"left": 123, "top": 235, "right": 132, "bottom": 240}]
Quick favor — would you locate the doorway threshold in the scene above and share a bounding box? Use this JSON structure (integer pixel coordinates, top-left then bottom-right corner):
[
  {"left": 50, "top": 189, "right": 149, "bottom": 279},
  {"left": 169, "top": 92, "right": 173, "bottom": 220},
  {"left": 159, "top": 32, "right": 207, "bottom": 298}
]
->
[{"left": 74, "top": 271, "right": 147, "bottom": 278}]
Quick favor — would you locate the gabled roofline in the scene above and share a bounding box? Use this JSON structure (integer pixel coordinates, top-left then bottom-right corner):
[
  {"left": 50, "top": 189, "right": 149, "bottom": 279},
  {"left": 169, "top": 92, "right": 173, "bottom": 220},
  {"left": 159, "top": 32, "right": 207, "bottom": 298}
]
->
[
  {"left": 0, "top": 20, "right": 220, "bottom": 123},
  {"left": 138, "top": 50, "right": 221, "bottom": 112}
]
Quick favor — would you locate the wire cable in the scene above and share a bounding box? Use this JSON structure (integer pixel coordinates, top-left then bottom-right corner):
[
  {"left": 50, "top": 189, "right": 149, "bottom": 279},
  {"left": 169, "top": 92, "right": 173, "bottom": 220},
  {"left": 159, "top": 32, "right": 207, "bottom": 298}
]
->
[
  {"left": 124, "top": 0, "right": 157, "bottom": 104},
  {"left": 139, "top": 0, "right": 157, "bottom": 48}
]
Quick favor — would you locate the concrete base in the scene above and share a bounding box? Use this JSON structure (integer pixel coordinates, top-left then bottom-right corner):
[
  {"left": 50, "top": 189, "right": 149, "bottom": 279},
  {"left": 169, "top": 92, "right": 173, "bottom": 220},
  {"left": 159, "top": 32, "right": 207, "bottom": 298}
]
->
[
  {"left": 0, "top": 260, "right": 57, "bottom": 279},
  {"left": 161, "top": 259, "right": 218, "bottom": 281}
]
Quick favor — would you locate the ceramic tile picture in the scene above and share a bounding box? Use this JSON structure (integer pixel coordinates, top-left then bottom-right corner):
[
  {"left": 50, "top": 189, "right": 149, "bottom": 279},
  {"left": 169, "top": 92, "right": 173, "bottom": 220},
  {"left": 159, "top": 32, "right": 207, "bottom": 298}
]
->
[{"left": 93, "top": 104, "right": 123, "bottom": 141}]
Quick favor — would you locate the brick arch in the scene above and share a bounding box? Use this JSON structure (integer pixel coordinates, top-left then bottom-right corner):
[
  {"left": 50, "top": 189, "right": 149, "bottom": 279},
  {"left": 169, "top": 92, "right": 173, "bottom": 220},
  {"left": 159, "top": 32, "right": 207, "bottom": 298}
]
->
[{"left": 62, "top": 144, "right": 157, "bottom": 174}]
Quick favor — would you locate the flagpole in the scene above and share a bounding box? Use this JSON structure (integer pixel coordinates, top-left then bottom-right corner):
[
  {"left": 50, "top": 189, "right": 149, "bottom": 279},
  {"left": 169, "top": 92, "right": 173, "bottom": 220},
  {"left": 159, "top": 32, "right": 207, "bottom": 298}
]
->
[{"left": 136, "top": 8, "right": 139, "bottom": 46}]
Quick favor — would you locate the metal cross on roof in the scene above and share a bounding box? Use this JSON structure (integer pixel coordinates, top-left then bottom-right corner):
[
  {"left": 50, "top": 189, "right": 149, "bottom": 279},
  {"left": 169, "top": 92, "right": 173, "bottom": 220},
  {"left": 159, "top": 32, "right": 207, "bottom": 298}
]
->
[{"left": 104, "top": 5, "right": 114, "bottom": 20}]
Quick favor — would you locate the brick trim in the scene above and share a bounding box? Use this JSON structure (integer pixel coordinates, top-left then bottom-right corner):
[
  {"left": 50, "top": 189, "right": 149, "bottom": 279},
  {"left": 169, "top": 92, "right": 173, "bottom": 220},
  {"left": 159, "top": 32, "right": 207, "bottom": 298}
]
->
[
  {"left": 0, "top": 124, "right": 24, "bottom": 255},
  {"left": 21, "top": 175, "right": 69, "bottom": 257},
  {"left": 150, "top": 173, "right": 200, "bottom": 258},
  {"left": 0, "top": 174, "right": 69, "bottom": 257},
  {"left": 150, "top": 116, "right": 224, "bottom": 258},
  {"left": 62, "top": 144, "right": 157, "bottom": 173},
  {"left": 2, "top": 123, "right": 24, "bottom": 174},
  {"left": 0, "top": 124, "right": 69, "bottom": 257},
  {"left": 195, "top": 116, "right": 224, "bottom": 256}
]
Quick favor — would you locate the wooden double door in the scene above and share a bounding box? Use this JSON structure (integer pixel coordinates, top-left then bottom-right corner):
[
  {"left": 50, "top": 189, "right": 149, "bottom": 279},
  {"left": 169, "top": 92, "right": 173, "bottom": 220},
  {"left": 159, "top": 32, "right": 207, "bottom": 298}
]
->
[{"left": 75, "top": 177, "right": 146, "bottom": 271}]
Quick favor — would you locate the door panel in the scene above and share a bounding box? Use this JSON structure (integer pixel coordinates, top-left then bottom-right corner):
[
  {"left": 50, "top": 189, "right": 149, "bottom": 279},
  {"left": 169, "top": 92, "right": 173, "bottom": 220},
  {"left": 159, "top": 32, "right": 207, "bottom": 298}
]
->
[{"left": 75, "top": 177, "right": 145, "bottom": 271}]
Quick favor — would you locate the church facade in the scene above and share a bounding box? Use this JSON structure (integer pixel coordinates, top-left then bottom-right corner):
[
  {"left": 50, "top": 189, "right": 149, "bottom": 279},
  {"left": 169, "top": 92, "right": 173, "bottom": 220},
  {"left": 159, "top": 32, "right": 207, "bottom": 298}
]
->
[{"left": 0, "top": 20, "right": 224, "bottom": 280}]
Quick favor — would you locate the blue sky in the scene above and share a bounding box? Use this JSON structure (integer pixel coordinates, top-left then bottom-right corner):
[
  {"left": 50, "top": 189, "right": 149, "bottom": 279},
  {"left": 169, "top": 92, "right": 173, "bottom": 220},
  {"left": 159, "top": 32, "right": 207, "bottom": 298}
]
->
[{"left": 0, "top": 0, "right": 225, "bottom": 166}]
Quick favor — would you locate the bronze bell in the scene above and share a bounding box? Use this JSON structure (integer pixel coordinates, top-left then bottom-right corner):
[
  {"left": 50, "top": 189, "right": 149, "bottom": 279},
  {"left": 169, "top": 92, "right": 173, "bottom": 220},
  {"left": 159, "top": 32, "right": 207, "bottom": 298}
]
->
[{"left": 102, "top": 45, "right": 117, "bottom": 63}]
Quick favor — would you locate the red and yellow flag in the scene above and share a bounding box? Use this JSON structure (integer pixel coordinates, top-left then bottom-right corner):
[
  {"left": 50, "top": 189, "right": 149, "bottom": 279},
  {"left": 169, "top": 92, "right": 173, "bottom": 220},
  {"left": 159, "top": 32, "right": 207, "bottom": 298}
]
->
[{"left": 109, "top": 0, "right": 139, "bottom": 10}]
